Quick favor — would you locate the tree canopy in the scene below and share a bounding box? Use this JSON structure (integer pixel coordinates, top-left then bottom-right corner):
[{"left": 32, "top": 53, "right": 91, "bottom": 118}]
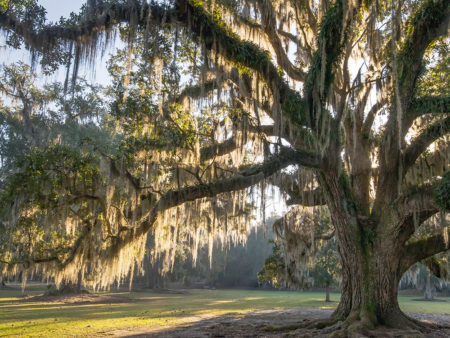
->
[{"left": 0, "top": 0, "right": 449, "bottom": 334}]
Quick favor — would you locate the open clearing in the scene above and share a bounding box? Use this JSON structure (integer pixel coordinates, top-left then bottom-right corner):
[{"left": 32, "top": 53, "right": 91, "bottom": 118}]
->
[{"left": 0, "top": 285, "right": 449, "bottom": 337}]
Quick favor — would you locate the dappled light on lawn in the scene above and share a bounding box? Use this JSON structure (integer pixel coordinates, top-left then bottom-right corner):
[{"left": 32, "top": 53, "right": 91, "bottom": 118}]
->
[{"left": 1, "top": 287, "right": 448, "bottom": 336}]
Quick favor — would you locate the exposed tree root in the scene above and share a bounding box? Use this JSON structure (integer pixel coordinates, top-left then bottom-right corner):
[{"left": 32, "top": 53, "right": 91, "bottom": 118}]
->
[
  {"left": 264, "top": 310, "right": 449, "bottom": 337},
  {"left": 328, "top": 310, "right": 448, "bottom": 338}
]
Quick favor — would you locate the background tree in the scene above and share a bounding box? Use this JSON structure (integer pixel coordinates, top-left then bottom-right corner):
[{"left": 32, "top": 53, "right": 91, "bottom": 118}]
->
[
  {"left": 0, "top": 61, "right": 112, "bottom": 291},
  {"left": 400, "top": 262, "right": 449, "bottom": 301},
  {"left": 0, "top": 0, "right": 449, "bottom": 335},
  {"left": 257, "top": 241, "right": 288, "bottom": 289},
  {"left": 259, "top": 209, "right": 341, "bottom": 302},
  {"left": 311, "top": 238, "right": 341, "bottom": 302}
]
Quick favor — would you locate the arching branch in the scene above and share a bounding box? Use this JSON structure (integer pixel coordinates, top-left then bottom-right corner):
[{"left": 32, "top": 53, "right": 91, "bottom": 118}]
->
[
  {"left": 397, "top": 0, "right": 450, "bottom": 102},
  {"left": 0, "top": 1, "right": 170, "bottom": 54},
  {"left": 43, "top": 148, "right": 305, "bottom": 270},
  {"left": 0, "top": 214, "right": 93, "bottom": 269},
  {"left": 160, "top": 146, "right": 320, "bottom": 211},
  {"left": 200, "top": 124, "right": 275, "bottom": 162},
  {"left": 362, "top": 97, "right": 387, "bottom": 139},
  {"left": 401, "top": 95, "right": 450, "bottom": 135},
  {"left": 303, "top": 0, "right": 363, "bottom": 136},
  {"left": 2, "top": 144, "right": 319, "bottom": 272},
  {"left": 408, "top": 95, "right": 450, "bottom": 119},
  {"left": 401, "top": 227, "right": 450, "bottom": 272},
  {"left": 395, "top": 182, "right": 440, "bottom": 244},
  {"left": 200, "top": 137, "right": 237, "bottom": 162},
  {"left": 178, "top": 1, "right": 308, "bottom": 129},
  {"left": 134, "top": 146, "right": 320, "bottom": 238},
  {"left": 375, "top": 0, "right": 449, "bottom": 212},
  {"left": 403, "top": 116, "right": 450, "bottom": 172},
  {"left": 260, "top": 0, "right": 306, "bottom": 82}
]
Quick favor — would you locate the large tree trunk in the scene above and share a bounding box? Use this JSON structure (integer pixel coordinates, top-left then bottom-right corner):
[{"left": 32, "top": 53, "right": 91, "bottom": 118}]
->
[
  {"left": 319, "top": 173, "right": 430, "bottom": 335},
  {"left": 327, "top": 237, "right": 430, "bottom": 336}
]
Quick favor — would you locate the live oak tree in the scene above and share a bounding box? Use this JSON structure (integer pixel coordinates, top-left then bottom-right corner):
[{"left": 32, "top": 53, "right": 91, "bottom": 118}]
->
[
  {"left": 0, "top": 0, "right": 449, "bottom": 335},
  {"left": 0, "top": 61, "right": 113, "bottom": 289}
]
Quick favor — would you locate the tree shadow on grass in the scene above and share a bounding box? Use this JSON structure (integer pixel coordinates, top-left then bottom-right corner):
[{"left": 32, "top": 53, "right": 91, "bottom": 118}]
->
[
  {"left": 124, "top": 308, "right": 450, "bottom": 338},
  {"left": 125, "top": 308, "right": 334, "bottom": 337},
  {"left": 22, "top": 293, "right": 146, "bottom": 305}
]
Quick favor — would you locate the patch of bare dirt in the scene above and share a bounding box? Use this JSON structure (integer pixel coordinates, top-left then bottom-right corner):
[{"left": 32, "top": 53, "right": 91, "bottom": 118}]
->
[{"left": 120, "top": 309, "right": 450, "bottom": 338}]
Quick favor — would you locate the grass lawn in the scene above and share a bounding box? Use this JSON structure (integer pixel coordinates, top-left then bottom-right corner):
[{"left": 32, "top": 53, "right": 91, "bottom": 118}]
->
[{"left": 0, "top": 285, "right": 448, "bottom": 337}]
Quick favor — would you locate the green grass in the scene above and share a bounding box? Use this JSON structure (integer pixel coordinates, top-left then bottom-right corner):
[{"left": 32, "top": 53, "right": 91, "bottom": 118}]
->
[{"left": 0, "top": 286, "right": 448, "bottom": 337}]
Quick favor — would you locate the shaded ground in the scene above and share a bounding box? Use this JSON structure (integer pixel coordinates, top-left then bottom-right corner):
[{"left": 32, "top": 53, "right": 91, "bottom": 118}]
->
[
  {"left": 24, "top": 293, "right": 146, "bottom": 304},
  {"left": 121, "top": 308, "right": 450, "bottom": 338}
]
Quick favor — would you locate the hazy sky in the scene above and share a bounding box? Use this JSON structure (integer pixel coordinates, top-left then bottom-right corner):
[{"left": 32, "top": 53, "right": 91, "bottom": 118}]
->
[
  {"left": 0, "top": 1, "right": 113, "bottom": 84},
  {"left": 39, "top": 0, "right": 86, "bottom": 22}
]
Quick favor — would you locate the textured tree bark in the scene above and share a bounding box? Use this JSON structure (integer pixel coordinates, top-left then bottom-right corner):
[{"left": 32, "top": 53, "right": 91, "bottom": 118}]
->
[
  {"left": 318, "top": 172, "right": 433, "bottom": 335},
  {"left": 328, "top": 239, "right": 425, "bottom": 335}
]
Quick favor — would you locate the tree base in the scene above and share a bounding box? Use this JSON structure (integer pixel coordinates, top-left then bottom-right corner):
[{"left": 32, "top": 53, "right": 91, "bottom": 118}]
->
[{"left": 264, "top": 310, "right": 448, "bottom": 337}]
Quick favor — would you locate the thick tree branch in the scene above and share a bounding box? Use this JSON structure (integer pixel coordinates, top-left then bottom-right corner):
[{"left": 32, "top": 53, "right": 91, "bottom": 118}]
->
[
  {"left": 374, "top": 0, "right": 449, "bottom": 215},
  {"left": 0, "top": 218, "right": 93, "bottom": 269},
  {"left": 178, "top": 1, "right": 308, "bottom": 129},
  {"left": 0, "top": 1, "right": 169, "bottom": 53},
  {"left": 403, "top": 116, "right": 450, "bottom": 172},
  {"left": 395, "top": 182, "right": 440, "bottom": 244},
  {"left": 408, "top": 95, "right": 450, "bottom": 119},
  {"left": 200, "top": 124, "right": 275, "bottom": 162},
  {"left": 200, "top": 137, "right": 236, "bottom": 161},
  {"left": 362, "top": 97, "right": 387, "bottom": 139},
  {"left": 401, "top": 227, "right": 450, "bottom": 272},
  {"left": 131, "top": 146, "right": 319, "bottom": 239},
  {"left": 1, "top": 0, "right": 310, "bottom": 132},
  {"left": 158, "top": 146, "right": 320, "bottom": 211},
  {"left": 260, "top": 0, "right": 306, "bottom": 82},
  {"left": 304, "top": 0, "right": 362, "bottom": 125},
  {"left": 397, "top": 0, "right": 450, "bottom": 102}
]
